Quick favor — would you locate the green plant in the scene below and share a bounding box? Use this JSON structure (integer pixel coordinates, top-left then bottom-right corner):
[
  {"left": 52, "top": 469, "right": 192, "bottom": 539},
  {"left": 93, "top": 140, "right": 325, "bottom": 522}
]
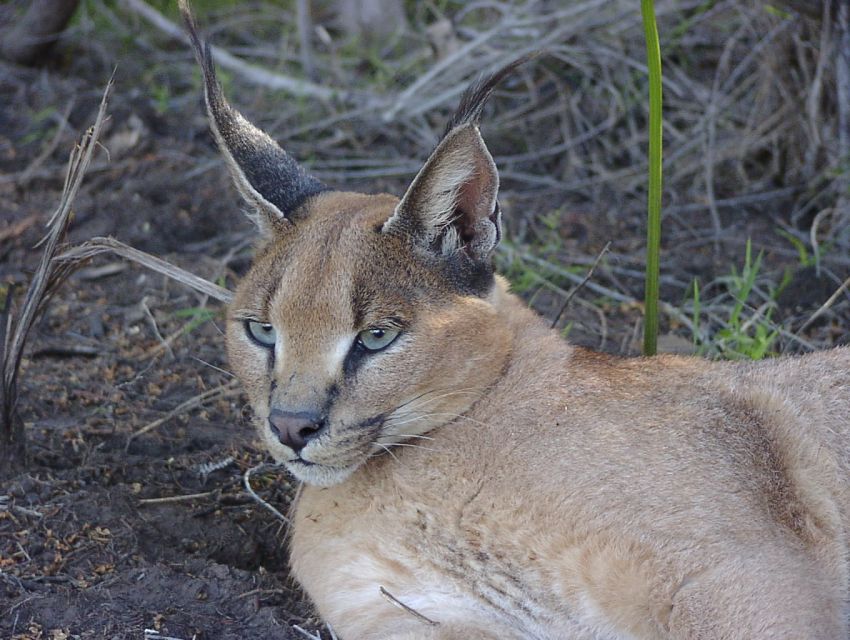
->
[
  {"left": 776, "top": 227, "right": 835, "bottom": 273},
  {"left": 151, "top": 83, "right": 171, "bottom": 115},
  {"left": 689, "top": 240, "right": 788, "bottom": 360},
  {"left": 641, "top": 0, "right": 663, "bottom": 356}
]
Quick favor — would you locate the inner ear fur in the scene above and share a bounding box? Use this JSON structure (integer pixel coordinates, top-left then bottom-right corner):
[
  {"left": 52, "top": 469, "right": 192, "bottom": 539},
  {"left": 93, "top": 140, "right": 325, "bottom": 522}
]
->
[
  {"left": 180, "top": 0, "right": 328, "bottom": 236},
  {"left": 383, "top": 124, "right": 500, "bottom": 261}
]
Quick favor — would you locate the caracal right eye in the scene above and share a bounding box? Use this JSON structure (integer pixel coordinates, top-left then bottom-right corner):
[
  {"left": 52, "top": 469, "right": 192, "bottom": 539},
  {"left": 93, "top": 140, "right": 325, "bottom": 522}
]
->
[{"left": 246, "top": 321, "right": 277, "bottom": 347}]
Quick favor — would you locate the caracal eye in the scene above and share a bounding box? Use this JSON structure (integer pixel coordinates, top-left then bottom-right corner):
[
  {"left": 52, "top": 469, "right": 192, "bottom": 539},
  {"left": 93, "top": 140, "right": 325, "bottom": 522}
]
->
[
  {"left": 246, "top": 321, "right": 277, "bottom": 347},
  {"left": 357, "top": 327, "right": 399, "bottom": 352}
]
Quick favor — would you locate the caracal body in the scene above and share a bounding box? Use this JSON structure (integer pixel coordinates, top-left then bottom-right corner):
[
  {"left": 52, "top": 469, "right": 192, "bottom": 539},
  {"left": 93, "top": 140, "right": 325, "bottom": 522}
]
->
[
  {"left": 291, "top": 270, "right": 850, "bottom": 639},
  {"left": 180, "top": 3, "right": 850, "bottom": 637}
]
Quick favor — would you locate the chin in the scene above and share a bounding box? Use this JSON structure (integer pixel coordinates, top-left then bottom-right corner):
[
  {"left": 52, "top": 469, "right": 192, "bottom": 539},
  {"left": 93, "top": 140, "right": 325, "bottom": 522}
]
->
[{"left": 285, "top": 460, "right": 359, "bottom": 487}]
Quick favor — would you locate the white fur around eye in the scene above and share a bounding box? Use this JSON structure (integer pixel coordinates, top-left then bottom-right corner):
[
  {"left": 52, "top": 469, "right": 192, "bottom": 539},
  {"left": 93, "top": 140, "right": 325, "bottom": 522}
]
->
[{"left": 327, "top": 336, "right": 354, "bottom": 374}]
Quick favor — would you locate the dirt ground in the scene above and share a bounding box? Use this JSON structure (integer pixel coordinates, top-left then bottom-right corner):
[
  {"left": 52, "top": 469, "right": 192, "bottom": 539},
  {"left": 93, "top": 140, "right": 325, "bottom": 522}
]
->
[
  {"left": 2, "top": 2, "right": 850, "bottom": 639},
  {"left": 0, "top": 58, "right": 321, "bottom": 639}
]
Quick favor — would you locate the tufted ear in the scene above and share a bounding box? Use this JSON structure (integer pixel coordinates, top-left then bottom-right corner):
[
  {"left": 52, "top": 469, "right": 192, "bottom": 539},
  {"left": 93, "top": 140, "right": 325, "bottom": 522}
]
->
[
  {"left": 180, "top": 1, "right": 328, "bottom": 236},
  {"left": 382, "top": 56, "right": 532, "bottom": 262}
]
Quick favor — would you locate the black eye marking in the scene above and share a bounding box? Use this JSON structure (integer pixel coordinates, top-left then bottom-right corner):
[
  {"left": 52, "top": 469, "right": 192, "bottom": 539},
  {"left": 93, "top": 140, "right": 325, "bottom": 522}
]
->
[{"left": 343, "top": 322, "right": 404, "bottom": 376}]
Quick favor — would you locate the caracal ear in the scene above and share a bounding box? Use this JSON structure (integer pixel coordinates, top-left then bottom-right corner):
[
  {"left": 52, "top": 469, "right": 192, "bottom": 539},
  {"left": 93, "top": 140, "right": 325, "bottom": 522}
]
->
[
  {"left": 180, "top": 0, "right": 328, "bottom": 236},
  {"left": 384, "top": 124, "right": 500, "bottom": 261},
  {"left": 383, "top": 56, "right": 533, "bottom": 261}
]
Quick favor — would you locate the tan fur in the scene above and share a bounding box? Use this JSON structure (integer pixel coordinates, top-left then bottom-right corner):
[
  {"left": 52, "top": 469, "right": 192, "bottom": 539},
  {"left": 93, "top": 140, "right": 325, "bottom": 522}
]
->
[
  {"left": 175, "top": 11, "right": 850, "bottom": 632},
  {"left": 224, "top": 188, "right": 850, "bottom": 639}
]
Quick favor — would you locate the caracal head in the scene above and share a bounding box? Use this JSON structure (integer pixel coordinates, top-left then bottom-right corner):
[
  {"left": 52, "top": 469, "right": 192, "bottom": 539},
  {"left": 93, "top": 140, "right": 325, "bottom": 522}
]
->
[{"left": 182, "top": 2, "right": 520, "bottom": 486}]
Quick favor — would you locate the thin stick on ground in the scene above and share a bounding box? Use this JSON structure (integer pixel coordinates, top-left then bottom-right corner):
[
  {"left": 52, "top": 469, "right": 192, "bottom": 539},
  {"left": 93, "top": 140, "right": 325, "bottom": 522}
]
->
[
  {"left": 292, "top": 626, "right": 322, "bottom": 640},
  {"left": 550, "top": 241, "right": 611, "bottom": 329},
  {"left": 243, "top": 463, "right": 290, "bottom": 524},
  {"left": 795, "top": 274, "right": 850, "bottom": 336},
  {"left": 125, "top": 379, "right": 240, "bottom": 450},
  {"left": 138, "top": 491, "right": 217, "bottom": 506}
]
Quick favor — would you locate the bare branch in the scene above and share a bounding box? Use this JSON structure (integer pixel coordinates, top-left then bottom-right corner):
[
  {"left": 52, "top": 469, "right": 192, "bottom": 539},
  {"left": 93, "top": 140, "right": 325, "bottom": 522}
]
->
[
  {"left": 123, "top": 0, "right": 349, "bottom": 103},
  {"left": 56, "top": 237, "right": 234, "bottom": 304}
]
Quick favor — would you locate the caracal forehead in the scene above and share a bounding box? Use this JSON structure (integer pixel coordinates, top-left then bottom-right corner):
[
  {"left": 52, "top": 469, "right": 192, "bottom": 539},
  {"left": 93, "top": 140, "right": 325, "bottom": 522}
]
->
[{"left": 240, "top": 191, "right": 451, "bottom": 328}]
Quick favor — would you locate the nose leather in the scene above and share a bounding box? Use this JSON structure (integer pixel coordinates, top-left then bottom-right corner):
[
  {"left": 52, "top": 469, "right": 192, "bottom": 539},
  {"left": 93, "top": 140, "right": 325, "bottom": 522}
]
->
[{"left": 268, "top": 409, "right": 324, "bottom": 453}]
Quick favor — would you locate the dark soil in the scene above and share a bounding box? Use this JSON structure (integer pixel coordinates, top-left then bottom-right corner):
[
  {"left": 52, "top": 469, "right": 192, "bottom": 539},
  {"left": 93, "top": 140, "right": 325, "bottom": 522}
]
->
[{"left": 0, "top": 60, "right": 316, "bottom": 640}]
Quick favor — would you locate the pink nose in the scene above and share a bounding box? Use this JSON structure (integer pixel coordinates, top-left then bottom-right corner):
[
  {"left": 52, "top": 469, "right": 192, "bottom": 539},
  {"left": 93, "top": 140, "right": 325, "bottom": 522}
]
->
[{"left": 268, "top": 409, "right": 324, "bottom": 452}]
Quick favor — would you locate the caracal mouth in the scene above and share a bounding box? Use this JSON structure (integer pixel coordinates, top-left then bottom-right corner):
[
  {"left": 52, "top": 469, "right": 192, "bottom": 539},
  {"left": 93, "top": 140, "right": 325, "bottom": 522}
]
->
[{"left": 269, "top": 416, "right": 385, "bottom": 486}]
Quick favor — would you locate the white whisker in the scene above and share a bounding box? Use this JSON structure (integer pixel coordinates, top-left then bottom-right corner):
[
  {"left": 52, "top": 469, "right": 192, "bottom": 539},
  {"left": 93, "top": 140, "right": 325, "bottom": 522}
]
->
[
  {"left": 403, "top": 411, "right": 491, "bottom": 428},
  {"left": 393, "top": 433, "right": 435, "bottom": 441},
  {"left": 379, "top": 441, "right": 440, "bottom": 453},
  {"left": 375, "top": 442, "right": 401, "bottom": 462},
  {"left": 393, "top": 387, "right": 486, "bottom": 413}
]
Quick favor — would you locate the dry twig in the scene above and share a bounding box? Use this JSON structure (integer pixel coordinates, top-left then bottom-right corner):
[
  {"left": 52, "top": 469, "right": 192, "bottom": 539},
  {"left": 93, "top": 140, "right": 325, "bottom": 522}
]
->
[
  {"left": 138, "top": 491, "right": 216, "bottom": 505},
  {"left": 243, "top": 463, "right": 290, "bottom": 524},
  {"left": 126, "top": 379, "right": 240, "bottom": 449},
  {"left": 550, "top": 241, "right": 611, "bottom": 329},
  {"left": 124, "top": 0, "right": 345, "bottom": 103},
  {"left": 56, "top": 237, "right": 234, "bottom": 304}
]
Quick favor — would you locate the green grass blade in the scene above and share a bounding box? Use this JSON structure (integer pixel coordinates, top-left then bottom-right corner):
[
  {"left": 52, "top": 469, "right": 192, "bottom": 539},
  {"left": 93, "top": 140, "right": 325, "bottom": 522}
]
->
[{"left": 641, "top": 0, "right": 663, "bottom": 356}]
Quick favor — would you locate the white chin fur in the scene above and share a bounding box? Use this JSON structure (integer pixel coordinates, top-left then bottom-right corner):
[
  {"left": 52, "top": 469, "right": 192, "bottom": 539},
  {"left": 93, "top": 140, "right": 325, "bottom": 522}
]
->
[{"left": 286, "top": 461, "right": 358, "bottom": 487}]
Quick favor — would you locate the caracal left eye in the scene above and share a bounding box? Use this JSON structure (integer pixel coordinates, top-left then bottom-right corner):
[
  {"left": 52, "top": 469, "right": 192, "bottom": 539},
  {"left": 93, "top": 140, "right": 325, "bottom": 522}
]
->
[
  {"left": 246, "top": 321, "right": 277, "bottom": 347},
  {"left": 357, "top": 327, "right": 399, "bottom": 351}
]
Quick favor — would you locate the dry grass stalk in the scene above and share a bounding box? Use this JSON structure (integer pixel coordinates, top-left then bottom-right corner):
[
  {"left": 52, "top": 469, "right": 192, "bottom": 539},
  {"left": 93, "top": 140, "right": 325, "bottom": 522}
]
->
[
  {"left": 56, "top": 237, "right": 234, "bottom": 304},
  {"left": 1, "top": 76, "right": 113, "bottom": 470}
]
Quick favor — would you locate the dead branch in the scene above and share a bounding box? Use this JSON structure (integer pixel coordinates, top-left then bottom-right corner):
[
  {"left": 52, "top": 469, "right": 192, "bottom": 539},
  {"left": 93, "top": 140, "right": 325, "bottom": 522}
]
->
[
  {"left": 1, "top": 75, "right": 113, "bottom": 471},
  {"left": 56, "top": 237, "right": 234, "bottom": 304},
  {"left": 123, "top": 0, "right": 346, "bottom": 103}
]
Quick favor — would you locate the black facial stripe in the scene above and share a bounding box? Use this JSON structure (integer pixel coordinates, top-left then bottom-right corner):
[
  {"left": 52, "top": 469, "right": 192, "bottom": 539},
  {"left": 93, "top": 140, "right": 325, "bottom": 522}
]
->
[
  {"left": 268, "top": 379, "right": 277, "bottom": 407},
  {"left": 325, "top": 384, "right": 340, "bottom": 413},
  {"left": 342, "top": 340, "right": 370, "bottom": 378}
]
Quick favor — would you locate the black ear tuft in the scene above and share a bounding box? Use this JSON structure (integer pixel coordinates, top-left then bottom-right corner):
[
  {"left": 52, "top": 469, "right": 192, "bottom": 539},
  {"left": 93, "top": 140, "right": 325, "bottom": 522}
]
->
[
  {"left": 179, "top": 0, "right": 328, "bottom": 233},
  {"left": 384, "top": 54, "right": 536, "bottom": 265},
  {"left": 442, "top": 52, "right": 539, "bottom": 138}
]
